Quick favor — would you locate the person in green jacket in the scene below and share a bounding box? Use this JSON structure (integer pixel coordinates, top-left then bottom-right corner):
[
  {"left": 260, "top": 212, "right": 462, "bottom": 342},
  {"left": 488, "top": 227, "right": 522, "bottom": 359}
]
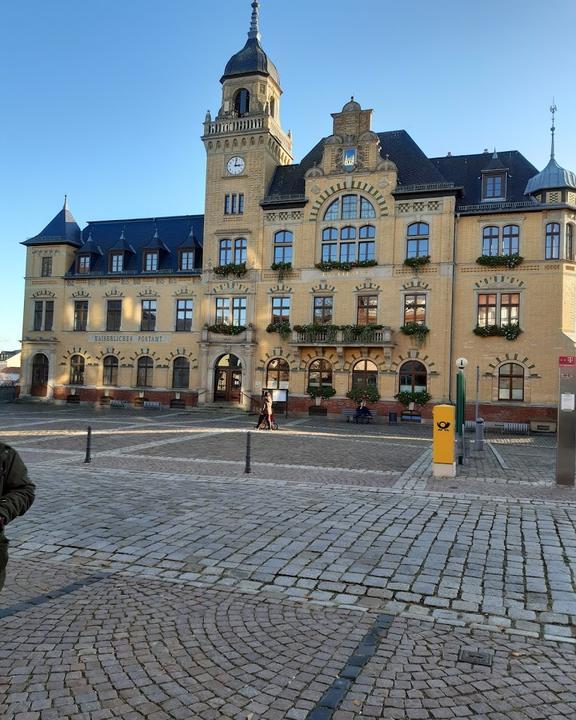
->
[{"left": 0, "top": 442, "right": 35, "bottom": 592}]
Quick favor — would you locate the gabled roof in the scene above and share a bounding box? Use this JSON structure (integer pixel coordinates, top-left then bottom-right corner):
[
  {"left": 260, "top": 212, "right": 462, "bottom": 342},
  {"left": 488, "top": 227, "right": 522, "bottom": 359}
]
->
[
  {"left": 264, "top": 130, "right": 451, "bottom": 202},
  {"left": 23, "top": 198, "right": 82, "bottom": 247},
  {"left": 66, "top": 215, "right": 204, "bottom": 277},
  {"left": 431, "top": 151, "right": 538, "bottom": 207}
]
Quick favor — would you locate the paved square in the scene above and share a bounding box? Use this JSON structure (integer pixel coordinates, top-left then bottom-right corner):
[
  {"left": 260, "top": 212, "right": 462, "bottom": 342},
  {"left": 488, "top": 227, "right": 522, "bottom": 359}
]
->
[{"left": 0, "top": 405, "right": 575, "bottom": 719}]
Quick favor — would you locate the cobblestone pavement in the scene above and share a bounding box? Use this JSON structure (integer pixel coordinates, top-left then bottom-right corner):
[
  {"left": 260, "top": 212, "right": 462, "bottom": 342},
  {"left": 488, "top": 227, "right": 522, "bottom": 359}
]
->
[{"left": 0, "top": 405, "right": 575, "bottom": 719}]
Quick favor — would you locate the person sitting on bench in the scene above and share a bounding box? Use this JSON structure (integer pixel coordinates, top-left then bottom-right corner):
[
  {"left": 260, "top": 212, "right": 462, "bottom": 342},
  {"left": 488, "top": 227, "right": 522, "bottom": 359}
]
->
[{"left": 354, "top": 399, "right": 372, "bottom": 423}]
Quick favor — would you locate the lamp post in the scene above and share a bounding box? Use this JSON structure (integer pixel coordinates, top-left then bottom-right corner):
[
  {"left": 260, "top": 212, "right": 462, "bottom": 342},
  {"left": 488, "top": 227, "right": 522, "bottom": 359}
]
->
[{"left": 456, "top": 357, "right": 467, "bottom": 464}]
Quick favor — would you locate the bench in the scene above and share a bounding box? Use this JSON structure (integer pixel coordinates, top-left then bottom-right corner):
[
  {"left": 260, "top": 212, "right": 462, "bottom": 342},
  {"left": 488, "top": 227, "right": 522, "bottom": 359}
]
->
[
  {"left": 110, "top": 399, "right": 129, "bottom": 409},
  {"left": 66, "top": 394, "right": 80, "bottom": 404},
  {"left": 341, "top": 408, "right": 377, "bottom": 424},
  {"left": 401, "top": 412, "right": 421, "bottom": 423}
]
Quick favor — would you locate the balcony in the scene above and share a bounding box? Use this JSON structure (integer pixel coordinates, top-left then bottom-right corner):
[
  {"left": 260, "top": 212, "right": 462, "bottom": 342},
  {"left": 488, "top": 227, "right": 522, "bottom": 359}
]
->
[{"left": 290, "top": 326, "right": 393, "bottom": 347}]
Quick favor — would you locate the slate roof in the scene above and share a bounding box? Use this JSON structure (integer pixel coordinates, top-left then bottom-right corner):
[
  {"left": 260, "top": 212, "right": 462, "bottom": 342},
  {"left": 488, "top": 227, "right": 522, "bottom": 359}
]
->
[
  {"left": 222, "top": 38, "right": 280, "bottom": 85},
  {"left": 264, "top": 130, "right": 452, "bottom": 203},
  {"left": 431, "top": 151, "right": 539, "bottom": 207},
  {"left": 23, "top": 202, "right": 82, "bottom": 247},
  {"left": 524, "top": 156, "right": 576, "bottom": 195},
  {"left": 66, "top": 215, "right": 204, "bottom": 277}
]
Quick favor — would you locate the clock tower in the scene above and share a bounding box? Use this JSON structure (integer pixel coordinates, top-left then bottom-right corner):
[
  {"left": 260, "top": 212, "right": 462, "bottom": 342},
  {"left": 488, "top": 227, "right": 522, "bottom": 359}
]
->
[{"left": 201, "top": 0, "right": 293, "bottom": 273}]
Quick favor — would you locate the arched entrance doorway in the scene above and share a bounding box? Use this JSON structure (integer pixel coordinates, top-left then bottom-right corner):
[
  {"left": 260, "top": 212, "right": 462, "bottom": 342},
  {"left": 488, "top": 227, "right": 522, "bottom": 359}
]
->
[
  {"left": 31, "top": 353, "right": 49, "bottom": 397},
  {"left": 214, "top": 354, "right": 242, "bottom": 402}
]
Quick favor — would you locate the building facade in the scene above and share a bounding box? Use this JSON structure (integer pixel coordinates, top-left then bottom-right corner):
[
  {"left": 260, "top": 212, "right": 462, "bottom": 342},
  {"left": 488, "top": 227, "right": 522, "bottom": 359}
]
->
[{"left": 19, "top": 2, "right": 576, "bottom": 421}]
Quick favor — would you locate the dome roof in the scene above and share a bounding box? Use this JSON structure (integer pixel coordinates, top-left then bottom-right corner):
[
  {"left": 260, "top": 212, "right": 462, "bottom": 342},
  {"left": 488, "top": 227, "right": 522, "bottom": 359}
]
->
[
  {"left": 342, "top": 97, "right": 361, "bottom": 113},
  {"left": 525, "top": 156, "right": 576, "bottom": 195},
  {"left": 221, "top": 37, "right": 280, "bottom": 85}
]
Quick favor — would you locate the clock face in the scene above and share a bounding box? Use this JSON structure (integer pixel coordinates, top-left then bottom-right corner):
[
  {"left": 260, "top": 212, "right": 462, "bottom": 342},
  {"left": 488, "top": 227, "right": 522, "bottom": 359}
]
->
[{"left": 227, "top": 156, "right": 245, "bottom": 175}]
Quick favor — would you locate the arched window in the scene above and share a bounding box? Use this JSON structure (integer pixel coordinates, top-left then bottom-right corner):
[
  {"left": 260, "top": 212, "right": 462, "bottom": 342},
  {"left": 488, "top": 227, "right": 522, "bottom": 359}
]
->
[
  {"left": 266, "top": 358, "right": 290, "bottom": 390},
  {"left": 498, "top": 363, "right": 524, "bottom": 401},
  {"left": 482, "top": 226, "right": 500, "bottom": 256},
  {"left": 566, "top": 224, "right": 574, "bottom": 261},
  {"left": 399, "top": 361, "right": 427, "bottom": 393},
  {"left": 322, "top": 195, "right": 376, "bottom": 221},
  {"left": 234, "top": 238, "right": 247, "bottom": 264},
  {"left": 137, "top": 356, "right": 154, "bottom": 387},
  {"left": 70, "top": 355, "right": 85, "bottom": 386},
  {"left": 406, "top": 223, "right": 430, "bottom": 259},
  {"left": 352, "top": 360, "right": 378, "bottom": 391},
  {"left": 172, "top": 357, "right": 190, "bottom": 389},
  {"left": 308, "top": 359, "right": 333, "bottom": 389},
  {"left": 103, "top": 356, "right": 118, "bottom": 386},
  {"left": 273, "top": 231, "right": 293, "bottom": 264},
  {"left": 545, "top": 222, "right": 560, "bottom": 259},
  {"left": 219, "top": 239, "right": 232, "bottom": 265},
  {"left": 502, "top": 225, "right": 520, "bottom": 255},
  {"left": 234, "top": 88, "right": 250, "bottom": 116}
]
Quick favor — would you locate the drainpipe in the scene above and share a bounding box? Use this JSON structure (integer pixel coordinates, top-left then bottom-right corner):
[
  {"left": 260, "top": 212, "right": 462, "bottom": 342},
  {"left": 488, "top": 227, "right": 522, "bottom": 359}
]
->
[{"left": 448, "top": 212, "right": 460, "bottom": 403}]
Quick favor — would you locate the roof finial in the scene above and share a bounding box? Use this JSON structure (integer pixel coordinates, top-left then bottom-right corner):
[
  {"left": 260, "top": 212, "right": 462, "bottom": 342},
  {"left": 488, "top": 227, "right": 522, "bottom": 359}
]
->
[
  {"left": 63, "top": 194, "right": 68, "bottom": 211},
  {"left": 248, "top": 0, "right": 261, "bottom": 42},
  {"left": 550, "top": 99, "right": 557, "bottom": 160}
]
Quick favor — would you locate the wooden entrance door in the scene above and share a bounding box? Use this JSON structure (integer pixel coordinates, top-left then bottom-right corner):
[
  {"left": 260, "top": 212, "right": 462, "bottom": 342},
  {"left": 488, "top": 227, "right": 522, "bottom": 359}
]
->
[
  {"left": 31, "top": 353, "right": 49, "bottom": 397},
  {"left": 214, "top": 354, "right": 242, "bottom": 402}
]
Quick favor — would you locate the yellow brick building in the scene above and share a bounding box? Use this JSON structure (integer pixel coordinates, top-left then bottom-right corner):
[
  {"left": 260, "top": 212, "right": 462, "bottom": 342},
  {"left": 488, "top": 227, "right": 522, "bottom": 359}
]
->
[{"left": 19, "top": 2, "right": 576, "bottom": 422}]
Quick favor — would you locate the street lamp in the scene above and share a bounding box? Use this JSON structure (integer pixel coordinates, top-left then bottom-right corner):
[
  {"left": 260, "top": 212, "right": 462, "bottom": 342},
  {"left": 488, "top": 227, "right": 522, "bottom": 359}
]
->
[{"left": 455, "top": 357, "right": 467, "bottom": 463}]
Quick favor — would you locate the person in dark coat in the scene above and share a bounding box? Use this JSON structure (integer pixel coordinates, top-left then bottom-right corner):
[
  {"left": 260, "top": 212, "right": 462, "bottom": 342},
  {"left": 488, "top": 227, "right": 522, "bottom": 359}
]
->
[
  {"left": 0, "top": 442, "right": 35, "bottom": 592},
  {"left": 354, "top": 399, "right": 372, "bottom": 423}
]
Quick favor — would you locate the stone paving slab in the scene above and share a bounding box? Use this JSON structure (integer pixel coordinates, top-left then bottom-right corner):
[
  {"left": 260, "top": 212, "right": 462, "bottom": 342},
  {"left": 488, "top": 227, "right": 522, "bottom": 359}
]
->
[{"left": 0, "top": 405, "right": 575, "bottom": 718}]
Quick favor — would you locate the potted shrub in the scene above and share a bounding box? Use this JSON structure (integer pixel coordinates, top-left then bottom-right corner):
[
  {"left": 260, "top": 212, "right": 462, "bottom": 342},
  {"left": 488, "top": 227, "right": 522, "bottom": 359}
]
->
[
  {"left": 476, "top": 253, "right": 523, "bottom": 269},
  {"left": 307, "top": 385, "right": 336, "bottom": 415},
  {"left": 404, "top": 256, "right": 430, "bottom": 271},
  {"left": 213, "top": 262, "right": 247, "bottom": 278},
  {"left": 346, "top": 387, "right": 381, "bottom": 404},
  {"left": 400, "top": 322, "right": 430, "bottom": 342},
  {"left": 266, "top": 320, "right": 292, "bottom": 339}
]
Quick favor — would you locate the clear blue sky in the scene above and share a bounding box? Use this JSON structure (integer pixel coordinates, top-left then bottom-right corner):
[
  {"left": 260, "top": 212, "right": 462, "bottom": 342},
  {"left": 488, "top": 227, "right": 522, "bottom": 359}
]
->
[{"left": 2, "top": 0, "right": 575, "bottom": 349}]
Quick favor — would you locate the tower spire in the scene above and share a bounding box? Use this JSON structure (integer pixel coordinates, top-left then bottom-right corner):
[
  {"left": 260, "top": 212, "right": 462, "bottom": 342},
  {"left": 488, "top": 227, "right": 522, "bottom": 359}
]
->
[
  {"left": 248, "top": 0, "right": 261, "bottom": 42},
  {"left": 550, "top": 99, "right": 557, "bottom": 160}
]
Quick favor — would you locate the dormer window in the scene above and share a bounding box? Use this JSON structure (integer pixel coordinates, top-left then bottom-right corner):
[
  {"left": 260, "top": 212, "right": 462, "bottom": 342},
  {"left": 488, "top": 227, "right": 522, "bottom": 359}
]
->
[
  {"left": 143, "top": 251, "right": 159, "bottom": 272},
  {"left": 179, "top": 250, "right": 195, "bottom": 271},
  {"left": 110, "top": 252, "right": 124, "bottom": 273},
  {"left": 482, "top": 173, "right": 506, "bottom": 201},
  {"left": 77, "top": 255, "right": 90, "bottom": 274}
]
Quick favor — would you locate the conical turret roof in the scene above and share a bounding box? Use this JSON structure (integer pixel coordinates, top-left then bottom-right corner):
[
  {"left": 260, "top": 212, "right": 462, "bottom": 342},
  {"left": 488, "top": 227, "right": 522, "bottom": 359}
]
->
[{"left": 22, "top": 196, "right": 81, "bottom": 247}]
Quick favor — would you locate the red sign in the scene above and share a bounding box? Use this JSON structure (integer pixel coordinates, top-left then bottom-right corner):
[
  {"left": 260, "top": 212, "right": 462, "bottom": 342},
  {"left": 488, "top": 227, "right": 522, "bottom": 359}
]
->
[{"left": 559, "top": 356, "right": 576, "bottom": 366}]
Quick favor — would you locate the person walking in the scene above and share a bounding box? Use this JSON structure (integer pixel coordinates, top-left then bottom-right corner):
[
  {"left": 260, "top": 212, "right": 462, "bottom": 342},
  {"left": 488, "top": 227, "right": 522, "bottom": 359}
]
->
[
  {"left": 0, "top": 442, "right": 35, "bottom": 592},
  {"left": 257, "top": 390, "right": 273, "bottom": 430}
]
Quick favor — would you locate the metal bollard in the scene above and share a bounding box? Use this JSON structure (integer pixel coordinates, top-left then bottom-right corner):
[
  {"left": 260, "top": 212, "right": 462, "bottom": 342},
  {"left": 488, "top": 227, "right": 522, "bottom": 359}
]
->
[
  {"left": 475, "top": 417, "right": 485, "bottom": 451},
  {"left": 84, "top": 426, "right": 92, "bottom": 464},
  {"left": 244, "top": 431, "right": 251, "bottom": 474}
]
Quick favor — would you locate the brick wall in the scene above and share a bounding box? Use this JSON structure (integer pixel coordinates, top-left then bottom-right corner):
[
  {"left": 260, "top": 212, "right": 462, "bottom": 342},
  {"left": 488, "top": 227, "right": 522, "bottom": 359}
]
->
[{"left": 53, "top": 386, "right": 198, "bottom": 409}]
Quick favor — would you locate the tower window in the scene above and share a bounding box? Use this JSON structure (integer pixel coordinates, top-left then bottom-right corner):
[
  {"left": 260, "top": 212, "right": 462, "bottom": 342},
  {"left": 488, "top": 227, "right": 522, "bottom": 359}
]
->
[
  {"left": 225, "top": 193, "right": 244, "bottom": 215},
  {"left": 234, "top": 88, "right": 250, "bottom": 117},
  {"left": 406, "top": 223, "right": 430, "bottom": 259},
  {"left": 545, "top": 223, "right": 561, "bottom": 259},
  {"left": 41, "top": 257, "right": 53, "bottom": 277},
  {"left": 273, "top": 231, "right": 293, "bottom": 264}
]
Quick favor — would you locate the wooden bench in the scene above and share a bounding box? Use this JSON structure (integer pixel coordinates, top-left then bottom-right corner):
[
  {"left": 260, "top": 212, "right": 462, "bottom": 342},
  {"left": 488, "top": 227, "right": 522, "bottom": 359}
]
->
[{"left": 341, "top": 408, "right": 377, "bottom": 424}]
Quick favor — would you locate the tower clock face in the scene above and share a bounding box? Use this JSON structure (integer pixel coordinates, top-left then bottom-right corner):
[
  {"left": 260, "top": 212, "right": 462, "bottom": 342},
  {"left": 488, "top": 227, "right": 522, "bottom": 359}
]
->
[{"left": 226, "top": 156, "right": 245, "bottom": 175}]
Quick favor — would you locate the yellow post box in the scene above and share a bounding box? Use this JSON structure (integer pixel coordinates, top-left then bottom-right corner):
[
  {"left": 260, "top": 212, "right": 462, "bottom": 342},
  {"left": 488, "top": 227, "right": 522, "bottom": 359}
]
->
[{"left": 433, "top": 404, "right": 456, "bottom": 477}]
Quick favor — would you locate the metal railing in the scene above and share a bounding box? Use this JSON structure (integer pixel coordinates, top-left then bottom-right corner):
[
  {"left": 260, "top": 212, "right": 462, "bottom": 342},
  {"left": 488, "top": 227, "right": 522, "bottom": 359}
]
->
[{"left": 294, "top": 327, "right": 392, "bottom": 345}]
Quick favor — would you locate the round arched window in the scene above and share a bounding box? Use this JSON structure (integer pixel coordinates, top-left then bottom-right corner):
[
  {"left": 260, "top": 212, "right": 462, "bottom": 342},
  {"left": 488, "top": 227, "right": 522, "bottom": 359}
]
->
[
  {"left": 172, "top": 357, "right": 190, "bottom": 389},
  {"left": 308, "top": 359, "right": 333, "bottom": 389},
  {"left": 399, "top": 361, "right": 427, "bottom": 393},
  {"left": 352, "top": 360, "right": 378, "bottom": 391},
  {"left": 266, "top": 359, "right": 290, "bottom": 390},
  {"left": 70, "top": 355, "right": 85, "bottom": 385}
]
